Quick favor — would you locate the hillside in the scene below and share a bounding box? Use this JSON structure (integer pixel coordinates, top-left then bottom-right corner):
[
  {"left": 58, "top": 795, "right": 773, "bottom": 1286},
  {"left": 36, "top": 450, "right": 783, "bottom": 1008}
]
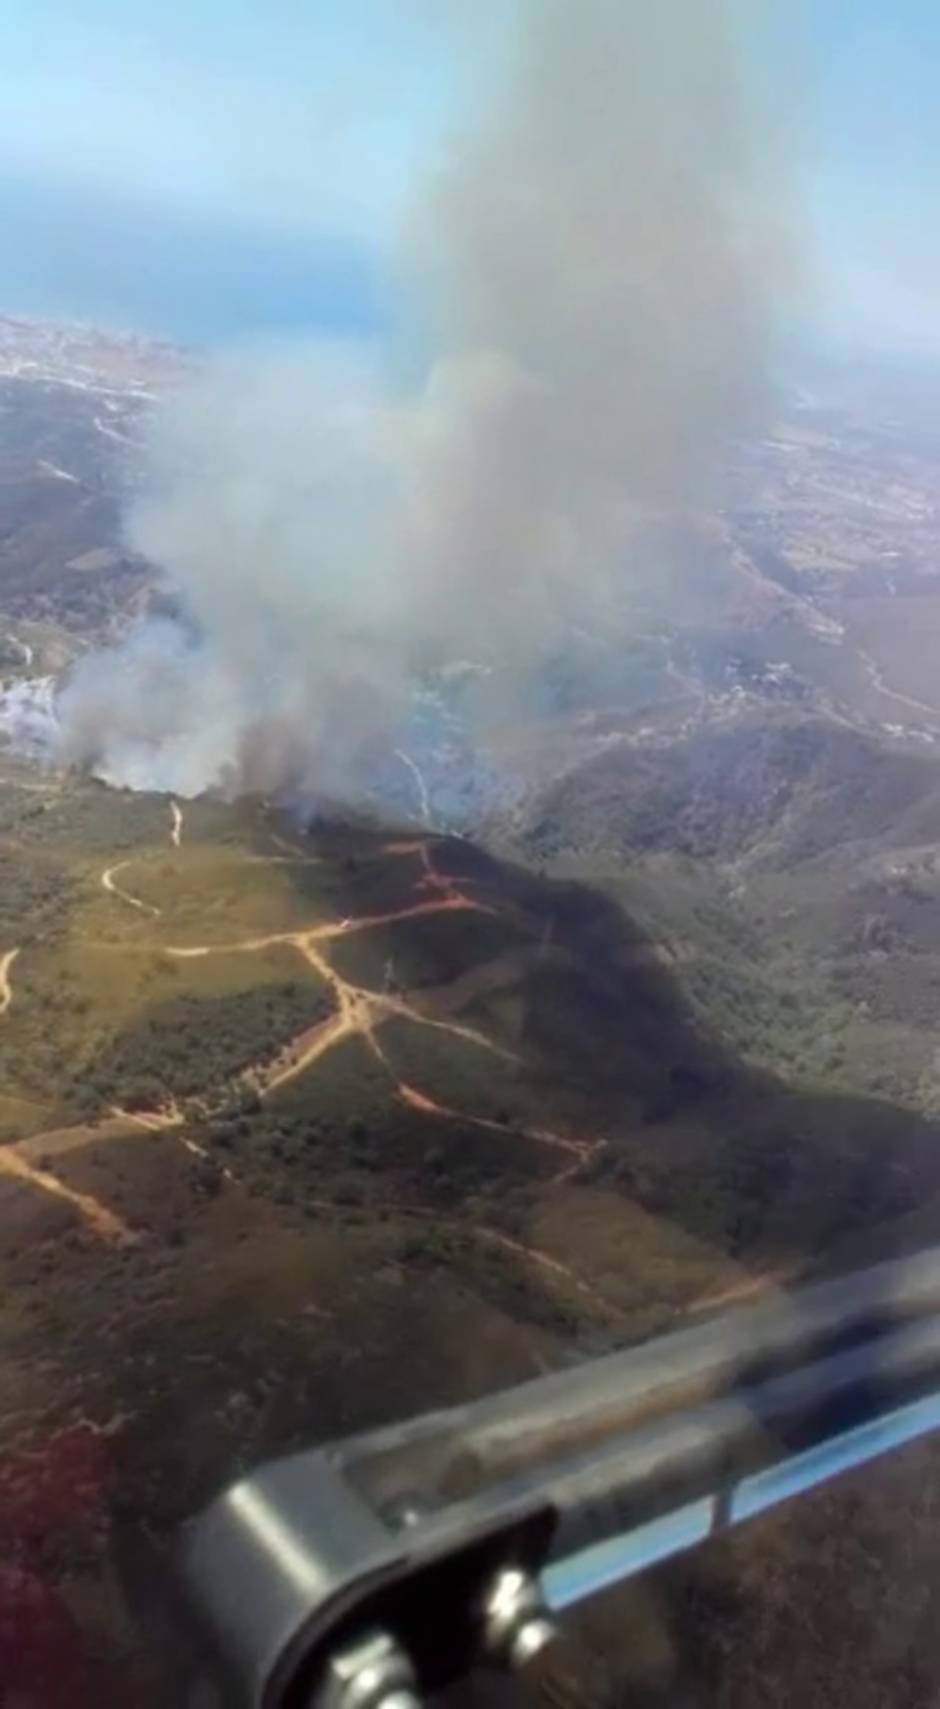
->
[
  {"left": 515, "top": 707, "right": 940, "bottom": 867},
  {"left": 0, "top": 318, "right": 186, "bottom": 636},
  {"left": 502, "top": 699, "right": 940, "bottom": 1108},
  {"left": 5, "top": 330, "right": 940, "bottom": 1705},
  {"left": 1, "top": 764, "right": 940, "bottom": 1699}
]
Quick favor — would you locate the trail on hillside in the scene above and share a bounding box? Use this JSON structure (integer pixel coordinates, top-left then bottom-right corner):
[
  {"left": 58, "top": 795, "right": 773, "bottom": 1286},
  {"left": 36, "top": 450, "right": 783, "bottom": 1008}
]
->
[
  {"left": 6, "top": 835, "right": 611, "bottom": 1312},
  {"left": 690, "top": 1267, "right": 793, "bottom": 1313},
  {"left": 476, "top": 1224, "right": 614, "bottom": 1309},
  {"left": 100, "top": 861, "right": 161, "bottom": 917},
  {"left": 161, "top": 839, "right": 601, "bottom": 1208},
  {"left": 167, "top": 887, "right": 489, "bottom": 962},
  {"left": 261, "top": 1009, "right": 359, "bottom": 1093},
  {"left": 15, "top": 1115, "right": 151, "bottom": 1165},
  {"left": 857, "top": 645, "right": 940, "bottom": 725},
  {"left": 398, "top": 1082, "right": 604, "bottom": 1183},
  {"left": 92, "top": 413, "right": 136, "bottom": 448},
  {"left": 0, "top": 948, "right": 19, "bottom": 1015},
  {"left": 37, "top": 460, "right": 80, "bottom": 486},
  {"left": 0, "top": 1146, "right": 136, "bottom": 1245},
  {"left": 114, "top": 1103, "right": 239, "bottom": 1185},
  {"left": 394, "top": 748, "right": 432, "bottom": 825},
  {"left": 167, "top": 872, "right": 516, "bottom": 1102},
  {"left": 0, "top": 1104, "right": 239, "bottom": 1241}
]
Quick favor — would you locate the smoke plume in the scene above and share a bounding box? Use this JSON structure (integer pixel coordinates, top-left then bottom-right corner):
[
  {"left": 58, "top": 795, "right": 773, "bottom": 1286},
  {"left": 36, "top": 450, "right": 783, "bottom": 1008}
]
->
[{"left": 58, "top": 0, "right": 793, "bottom": 806}]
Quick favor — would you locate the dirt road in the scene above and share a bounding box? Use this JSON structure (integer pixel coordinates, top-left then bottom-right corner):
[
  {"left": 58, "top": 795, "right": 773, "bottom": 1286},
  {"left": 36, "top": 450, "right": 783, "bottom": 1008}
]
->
[
  {"left": 0, "top": 1146, "right": 136, "bottom": 1245},
  {"left": 3, "top": 833, "right": 609, "bottom": 1312},
  {"left": 398, "top": 1082, "right": 604, "bottom": 1182},
  {"left": 100, "top": 861, "right": 160, "bottom": 917},
  {"left": 858, "top": 646, "right": 940, "bottom": 724},
  {"left": 0, "top": 948, "right": 19, "bottom": 1015}
]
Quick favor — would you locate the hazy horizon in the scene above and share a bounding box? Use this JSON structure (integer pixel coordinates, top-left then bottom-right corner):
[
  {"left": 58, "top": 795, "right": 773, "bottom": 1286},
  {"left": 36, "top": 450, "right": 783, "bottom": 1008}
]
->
[{"left": 0, "top": 1, "right": 938, "bottom": 358}]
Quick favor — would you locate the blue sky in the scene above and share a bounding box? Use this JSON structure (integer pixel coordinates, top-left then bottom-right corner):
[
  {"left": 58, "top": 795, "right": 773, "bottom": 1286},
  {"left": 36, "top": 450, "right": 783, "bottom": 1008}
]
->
[
  {"left": 0, "top": 0, "right": 936, "bottom": 353},
  {"left": 810, "top": 1, "right": 940, "bottom": 353},
  {"left": 0, "top": 0, "right": 458, "bottom": 340}
]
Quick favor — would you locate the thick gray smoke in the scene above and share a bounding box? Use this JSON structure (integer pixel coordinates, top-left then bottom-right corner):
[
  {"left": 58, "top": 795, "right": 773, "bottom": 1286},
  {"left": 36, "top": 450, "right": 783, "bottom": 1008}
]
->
[
  {"left": 58, "top": 0, "right": 793, "bottom": 803},
  {"left": 61, "top": 347, "right": 410, "bottom": 800}
]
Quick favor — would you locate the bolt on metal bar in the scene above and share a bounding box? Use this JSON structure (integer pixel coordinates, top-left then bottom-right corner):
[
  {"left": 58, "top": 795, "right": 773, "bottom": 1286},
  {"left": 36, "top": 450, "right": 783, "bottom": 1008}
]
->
[{"left": 180, "top": 1245, "right": 940, "bottom": 1709}]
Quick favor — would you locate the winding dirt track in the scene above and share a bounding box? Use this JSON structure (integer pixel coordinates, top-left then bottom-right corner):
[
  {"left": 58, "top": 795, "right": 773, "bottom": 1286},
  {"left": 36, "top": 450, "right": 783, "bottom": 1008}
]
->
[
  {"left": 115, "top": 1103, "right": 240, "bottom": 1185},
  {"left": 476, "top": 1224, "right": 613, "bottom": 1308},
  {"left": 3, "top": 835, "right": 608, "bottom": 1301},
  {"left": 100, "top": 861, "right": 161, "bottom": 917},
  {"left": 397, "top": 1083, "right": 604, "bottom": 1180},
  {"left": 0, "top": 1147, "right": 136, "bottom": 1244},
  {"left": 856, "top": 647, "right": 940, "bottom": 725},
  {"left": 166, "top": 880, "right": 517, "bottom": 1103}
]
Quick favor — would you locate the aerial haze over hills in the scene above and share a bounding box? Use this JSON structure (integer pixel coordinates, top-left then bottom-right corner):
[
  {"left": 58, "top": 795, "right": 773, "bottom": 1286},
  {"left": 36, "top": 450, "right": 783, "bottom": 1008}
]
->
[
  {"left": 4, "top": 1, "right": 940, "bottom": 1705},
  {"left": 3, "top": 307, "right": 940, "bottom": 1703},
  {"left": 50, "top": 0, "right": 794, "bottom": 811}
]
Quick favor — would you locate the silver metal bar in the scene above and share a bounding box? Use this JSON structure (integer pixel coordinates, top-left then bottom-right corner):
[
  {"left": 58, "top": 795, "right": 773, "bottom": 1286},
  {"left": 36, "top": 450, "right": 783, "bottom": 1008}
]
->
[
  {"left": 180, "top": 1245, "right": 940, "bottom": 1708},
  {"left": 338, "top": 1244, "right": 940, "bottom": 1515},
  {"left": 544, "top": 1385, "right": 940, "bottom": 1611}
]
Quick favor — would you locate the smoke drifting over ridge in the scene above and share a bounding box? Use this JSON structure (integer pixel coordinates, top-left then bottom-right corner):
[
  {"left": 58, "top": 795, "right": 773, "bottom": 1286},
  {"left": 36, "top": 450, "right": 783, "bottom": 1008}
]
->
[
  {"left": 58, "top": 0, "right": 794, "bottom": 805},
  {"left": 61, "top": 347, "right": 411, "bottom": 801}
]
